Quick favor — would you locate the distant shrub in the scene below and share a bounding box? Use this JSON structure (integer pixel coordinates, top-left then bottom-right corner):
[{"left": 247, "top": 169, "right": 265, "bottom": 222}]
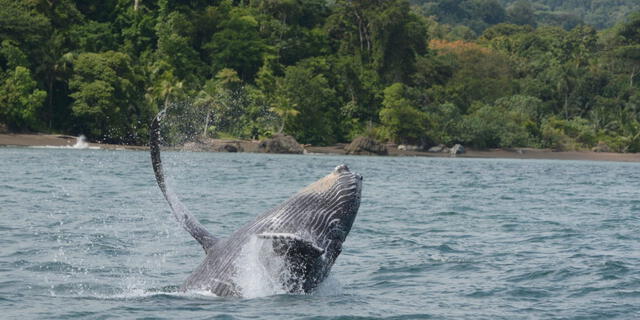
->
[
  {"left": 541, "top": 117, "right": 597, "bottom": 150},
  {"left": 423, "top": 102, "right": 463, "bottom": 146},
  {"left": 460, "top": 102, "right": 533, "bottom": 148}
]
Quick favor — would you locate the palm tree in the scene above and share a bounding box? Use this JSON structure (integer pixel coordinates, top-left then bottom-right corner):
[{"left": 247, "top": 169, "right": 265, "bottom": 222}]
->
[
  {"left": 194, "top": 80, "right": 217, "bottom": 138},
  {"left": 269, "top": 95, "right": 299, "bottom": 134},
  {"left": 145, "top": 71, "right": 184, "bottom": 109}
]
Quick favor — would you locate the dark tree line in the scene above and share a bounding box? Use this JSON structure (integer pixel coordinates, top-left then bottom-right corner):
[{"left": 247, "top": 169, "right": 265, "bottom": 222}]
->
[{"left": 1, "top": 0, "right": 640, "bottom": 152}]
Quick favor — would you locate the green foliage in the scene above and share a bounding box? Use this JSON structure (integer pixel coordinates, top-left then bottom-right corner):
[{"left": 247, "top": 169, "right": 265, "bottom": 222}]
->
[
  {"left": 423, "top": 102, "right": 463, "bottom": 145},
  {"left": 155, "top": 11, "right": 205, "bottom": 83},
  {"left": 69, "top": 51, "right": 147, "bottom": 142},
  {"left": 435, "top": 44, "right": 514, "bottom": 110},
  {"left": 0, "top": 0, "right": 638, "bottom": 153},
  {"left": 460, "top": 101, "right": 533, "bottom": 148},
  {"left": 379, "top": 83, "right": 428, "bottom": 144},
  {"left": 0, "top": 66, "right": 46, "bottom": 130},
  {"left": 204, "top": 6, "right": 271, "bottom": 80},
  {"left": 506, "top": 0, "right": 537, "bottom": 27},
  {"left": 326, "top": 0, "right": 428, "bottom": 84},
  {"left": 194, "top": 68, "right": 259, "bottom": 139},
  {"left": 276, "top": 58, "right": 339, "bottom": 145},
  {"left": 541, "top": 117, "right": 597, "bottom": 150},
  {"left": 0, "top": 40, "right": 29, "bottom": 70},
  {"left": 420, "top": 0, "right": 507, "bottom": 35},
  {"left": 415, "top": 0, "right": 639, "bottom": 32},
  {"left": 0, "top": 0, "right": 50, "bottom": 46}
]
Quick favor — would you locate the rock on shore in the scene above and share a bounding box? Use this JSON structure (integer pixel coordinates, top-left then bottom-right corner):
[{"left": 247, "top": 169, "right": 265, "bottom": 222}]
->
[
  {"left": 182, "top": 139, "right": 244, "bottom": 152},
  {"left": 428, "top": 144, "right": 449, "bottom": 153},
  {"left": 345, "top": 136, "right": 388, "bottom": 155},
  {"left": 257, "top": 134, "right": 304, "bottom": 154}
]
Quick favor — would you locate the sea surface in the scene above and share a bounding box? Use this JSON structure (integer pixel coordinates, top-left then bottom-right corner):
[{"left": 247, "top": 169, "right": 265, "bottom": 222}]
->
[{"left": 1, "top": 147, "right": 639, "bottom": 319}]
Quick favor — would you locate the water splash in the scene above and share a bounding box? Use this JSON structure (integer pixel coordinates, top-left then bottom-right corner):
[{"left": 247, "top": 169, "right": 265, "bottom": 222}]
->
[
  {"left": 314, "top": 274, "right": 343, "bottom": 296},
  {"left": 233, "top": 236, "right": 290, "bottom": 298},
  {"left": 29, "top": 134, "right": 100, "bottom": 149},
  {"left": 231, "top": 236, "right": 344, "bottom": 298},
  {"left": 72, "top": 135, "right": 90, "bottom": 149}
]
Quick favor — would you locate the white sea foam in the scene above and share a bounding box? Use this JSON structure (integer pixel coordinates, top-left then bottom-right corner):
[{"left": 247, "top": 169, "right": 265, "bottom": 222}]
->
[{"left": 105, "top": 288, "right": 218, "bottom": 300}]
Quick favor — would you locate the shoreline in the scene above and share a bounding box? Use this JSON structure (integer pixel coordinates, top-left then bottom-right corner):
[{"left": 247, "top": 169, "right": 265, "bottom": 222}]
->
[
  {"left": 305, "top": 145, "right": 640, "bottom": 162},
  {"left": 2, "top": 133, "right": 640, "bottom": 163},
  {"left": 0, "top": 133, "right": 147, "bottom": 151}
]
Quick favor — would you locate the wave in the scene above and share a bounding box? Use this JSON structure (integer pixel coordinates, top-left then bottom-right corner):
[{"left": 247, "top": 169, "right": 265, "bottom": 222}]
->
[{"left": 29, "top": 135, "right": 100, "bottom": 150}]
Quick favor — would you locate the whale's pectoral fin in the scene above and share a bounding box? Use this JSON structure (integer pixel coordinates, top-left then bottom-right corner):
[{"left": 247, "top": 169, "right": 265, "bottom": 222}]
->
[
  {"left": 258, "top": 233, "right": 324, "bottom": 258},
  {"left": 258, "top": 233, "right": 325, "bottom": 293},
  {"left": 151, "top": 111, "right": 219, "bottom": 253}
]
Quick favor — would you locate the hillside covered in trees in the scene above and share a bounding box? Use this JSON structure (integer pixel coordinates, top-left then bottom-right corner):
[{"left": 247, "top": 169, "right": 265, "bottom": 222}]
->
[
  {"left": 415, "top": 0, "right": 639, "bottom": 35},
  {"left": 1, "top": 0, "right": 640, "bottom": 152}
]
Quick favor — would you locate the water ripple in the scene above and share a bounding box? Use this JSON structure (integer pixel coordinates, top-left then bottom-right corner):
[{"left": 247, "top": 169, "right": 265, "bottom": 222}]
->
[{"left": 1, "top": 149, "right": 640, "bottom": 319}]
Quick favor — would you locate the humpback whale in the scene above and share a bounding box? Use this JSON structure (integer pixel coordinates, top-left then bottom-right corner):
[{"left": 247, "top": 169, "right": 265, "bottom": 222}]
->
[{"left": 150, "top": 111, "right": 363, "bottom": 296}]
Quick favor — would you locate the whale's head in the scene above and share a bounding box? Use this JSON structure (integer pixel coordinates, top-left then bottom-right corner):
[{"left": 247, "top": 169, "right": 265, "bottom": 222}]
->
[
  {"left": 254, "top": 164, "right": 362, "bottom": 293},
  {"left": 298, "top": 164, "right": 362, "bottom": 254}
]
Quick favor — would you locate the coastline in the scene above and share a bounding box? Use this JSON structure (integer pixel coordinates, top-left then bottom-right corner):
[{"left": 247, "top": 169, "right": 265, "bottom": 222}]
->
[
  {"left": 0, "top": 133, "right": 147, "bottom": 151},
  {"left": 2, "top": 133, "right": 640, "bottom": 163}
]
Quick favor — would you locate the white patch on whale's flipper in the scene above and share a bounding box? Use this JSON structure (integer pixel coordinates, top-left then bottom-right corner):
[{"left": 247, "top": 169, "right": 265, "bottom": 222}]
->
[{"left": 257, "top": 233, "right": 325, "bottom": 256}]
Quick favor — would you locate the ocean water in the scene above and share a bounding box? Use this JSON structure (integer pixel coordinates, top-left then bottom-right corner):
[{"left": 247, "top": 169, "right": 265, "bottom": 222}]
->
[{"left": 1, "top": 147, "right": 639, "bottom": 319}]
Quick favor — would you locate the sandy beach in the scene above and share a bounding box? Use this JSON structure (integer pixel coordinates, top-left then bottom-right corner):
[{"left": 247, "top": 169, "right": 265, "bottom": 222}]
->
[
  {"left": 2, "top": 133, "right": 640, "bottom": 162},
  {"left": 0, "top": 134, "right": 146, "bottom": 150}
]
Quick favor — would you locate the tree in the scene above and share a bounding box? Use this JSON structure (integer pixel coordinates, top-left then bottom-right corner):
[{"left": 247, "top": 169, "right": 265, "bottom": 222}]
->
[
  {"left": 609, "top": 12, "right": 640, "bottom": 87},
  {"left": 276, "top": 58, "right": 340, "bottom": 145},
  {"left": 613, "top": 45, "right": 640, "bottom": 87},
  {"left": 193, "top": 68, "right": 248, "bottom": 138},
  {"left": 0, "top": 0, "right": 50, "bottom": 46},
  {"left": 146, "top": 70, "right": 185, "bottom": 108},
  {"left": 378, "top": 83, "right": 428, "bottom": 144},
  {"left": 507, "top": 0, "right": 536, "bottom": 27},
  {"left": 155, "top": 11, "right": 205, "bottom": 83},
  {"left": 469, "top": 0, "right": 506, "bottom": 25},
  {"left": 204, "top": 6, "right": 271, "bottom": 80},
  {"left": 461, "top": 101, "right": 533, "bottom": 148},
  {"left": 326, "top": 0, "right": 428, "bottom": 84},
  {"left": 423, "top": 102, "right": 462, "bottom": 145},
  {"left": 269, "top": 94, "right": 299, "bottom": 134},
  {"left": 429, "top": 39, "right": 514, "bottom": 110},
  {"left": 69, "top": 51, "right": 146, "bottom": 142},
  {"left": 0, "top": 66, "right": 46, "bottom": 130}
]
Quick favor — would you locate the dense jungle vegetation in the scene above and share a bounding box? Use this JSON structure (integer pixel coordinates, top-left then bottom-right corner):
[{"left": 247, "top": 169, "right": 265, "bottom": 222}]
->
[{"left": 1, "top": 0, "right": 640, "bottom": 151}]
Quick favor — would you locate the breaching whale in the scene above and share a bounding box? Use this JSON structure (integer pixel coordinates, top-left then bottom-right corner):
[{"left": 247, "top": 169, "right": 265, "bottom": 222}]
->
[{"left": 150, "top": 111, "right": 363, "bottom": 296}]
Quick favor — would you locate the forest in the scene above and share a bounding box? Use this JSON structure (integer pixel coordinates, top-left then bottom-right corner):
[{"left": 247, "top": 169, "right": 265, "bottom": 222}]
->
[{"left": 1, "top": 0, "right": 640, "bottom": 152}]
